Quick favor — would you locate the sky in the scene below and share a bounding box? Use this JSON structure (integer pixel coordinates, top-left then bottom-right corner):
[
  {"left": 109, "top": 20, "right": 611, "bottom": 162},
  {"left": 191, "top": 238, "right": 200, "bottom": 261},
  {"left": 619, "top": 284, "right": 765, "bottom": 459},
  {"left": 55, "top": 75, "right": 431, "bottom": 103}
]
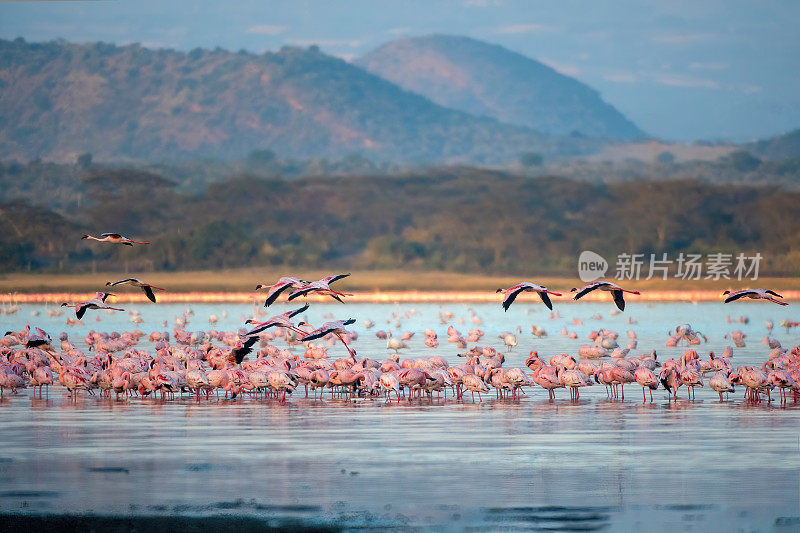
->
[{"left": 1, "top": 0, "right": 798, "bottom": 142}]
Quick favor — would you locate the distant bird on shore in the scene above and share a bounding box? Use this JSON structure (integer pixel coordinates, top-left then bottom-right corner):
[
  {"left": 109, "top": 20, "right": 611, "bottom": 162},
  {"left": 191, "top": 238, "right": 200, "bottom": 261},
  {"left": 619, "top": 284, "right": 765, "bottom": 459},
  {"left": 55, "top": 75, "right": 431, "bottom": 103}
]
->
[
  {"left": 288, "top": 274, "right": 352, "bottom": 303},
  {"left": 105, "top": 278, "right": 165, "bottom": 303},
  {"left": 61, "top": 292, "right": 124, "bottom": 319},
  {"left": 81, "top": 233, "right": 150, "bottom": 246},
  {"left": 496, "top": 282, "right": 562, "bottom": 311},
  {"left": 256, "top": 276, "right": 308, "bottom": 307},
  {"left": 723, "top": 289, "right": 788, "bottom": 306},
  {"left": 571, "top": 281, "right": 640, "bottom": 311}
]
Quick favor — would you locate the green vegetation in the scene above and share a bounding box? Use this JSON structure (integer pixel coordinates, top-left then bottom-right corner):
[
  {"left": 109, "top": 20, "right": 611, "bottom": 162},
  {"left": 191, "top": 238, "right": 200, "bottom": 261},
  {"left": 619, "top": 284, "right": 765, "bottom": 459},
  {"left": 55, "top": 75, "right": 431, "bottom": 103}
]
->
[{"left": 2, "top": 163, "right": 800, "bottom": 276}]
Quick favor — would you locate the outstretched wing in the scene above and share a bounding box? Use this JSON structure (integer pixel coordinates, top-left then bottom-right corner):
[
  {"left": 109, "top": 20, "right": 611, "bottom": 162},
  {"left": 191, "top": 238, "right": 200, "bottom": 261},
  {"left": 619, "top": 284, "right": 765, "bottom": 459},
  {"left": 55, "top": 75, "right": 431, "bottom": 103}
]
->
[
  {"left": 538, "top": 291, "right": 554, "bottom": 310},
  {"left": 723, "top": 290, "right": 753, "bottom": 303},
  {"left": 325, "top": 273, "right": 350, "bottom": 285},
  {"left": 573, "top": 282, "right": 604, "bottom": 301},
  {"left": 287, "top": 303, "right": 310, "bottom": 319},
  {"left": 501, "top": 287, "right": 525, "bottom": 312},
  {"left": 243, "top": 321, "right": 278, "bottom": 337},
  {"left": 611, "top": 290, "right": 626, "bottom": 311},
  {"left": 143, "top": 285, "right": 157, "bottom": 303},
  {"left": 264, "top": 283, "right": 293, "bottom": 307},
  {"left": 75, "top": 304, "right": 88, "bottom": 320},
  {"left": 100, "top": 233, "right": 122, "bottom": 239},
  {"left": 297, "top": 327, "right": 330, "bottom": 342},
  {"left": 107, "top": 278, "right": 136, "bottom": 287},
  {"left": 329, "top": 293, "right": 345, "bottom": 304},
  {"left": 232, "top": 336, "right": 259, "bottom": 364},
  {"left": 286, "top": 288, "right": 313, "bottom": 302},
  {"left": 765, "top": 290, "right": 784, "bottom": 298}
]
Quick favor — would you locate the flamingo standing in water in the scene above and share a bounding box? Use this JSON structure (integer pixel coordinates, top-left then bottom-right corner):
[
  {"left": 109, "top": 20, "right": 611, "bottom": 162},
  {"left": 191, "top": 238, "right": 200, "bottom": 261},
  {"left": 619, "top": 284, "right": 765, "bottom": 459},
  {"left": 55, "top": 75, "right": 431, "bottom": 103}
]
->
[
  {"left": 571, "top": 281, "right": 641, "bottom": 311},
  {"left": 81, "top": 233, "right": 150, "bottom": 246},
  {"left": 496, "top": 282, "right": 562, "bottom": 311},
  {"left": 105, "top": 278, "right": 165, "bottom": 303},
  {"left": 635, "top": 367, "right": 659, "bottom": 402},
  {"left": 722, "top": 289, "right": 788, "bottom": 306},
  {"left": 256, "top": 276, "right": 308, "bottom": 307},
  {"left": 288, "top": 274, "right": 352, "bottom": 303},
  {"left": 61, "top": 292, "right": 124, "bottom": 320}
]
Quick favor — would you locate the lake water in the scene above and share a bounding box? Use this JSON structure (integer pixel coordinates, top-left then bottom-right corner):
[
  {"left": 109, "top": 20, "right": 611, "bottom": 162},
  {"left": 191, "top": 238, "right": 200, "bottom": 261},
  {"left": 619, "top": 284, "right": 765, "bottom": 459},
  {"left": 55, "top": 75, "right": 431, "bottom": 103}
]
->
[{"left": 1, "top": 300, "right": 800, "bottom": 531}]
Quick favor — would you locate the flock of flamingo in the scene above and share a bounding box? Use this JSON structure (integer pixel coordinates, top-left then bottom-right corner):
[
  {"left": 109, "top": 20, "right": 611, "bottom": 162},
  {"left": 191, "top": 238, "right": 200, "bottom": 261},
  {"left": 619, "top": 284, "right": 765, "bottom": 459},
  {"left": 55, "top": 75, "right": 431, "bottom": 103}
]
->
[{"left": 0, "top": 232, "right": 796, "bottom": 405}]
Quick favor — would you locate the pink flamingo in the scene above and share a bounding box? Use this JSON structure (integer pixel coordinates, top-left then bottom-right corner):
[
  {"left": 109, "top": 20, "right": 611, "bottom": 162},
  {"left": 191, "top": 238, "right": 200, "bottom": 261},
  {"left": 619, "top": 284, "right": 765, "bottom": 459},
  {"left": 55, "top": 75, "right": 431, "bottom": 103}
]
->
[
  {"left": 288, "top": 274, "right": 352, "bottom": 303},
  {"left": 61, "top": 292, "right": 124, "bottom": 320},
  {"left": 105, "top": 278, "right": 166, "bottom": 303},
  {"left": 496, "top": 282, "right": 562, "bottom": 311},
  {"left": 82, "top": 232, "right": 149, "bottom": 246},
  {"left": 723, "top": 289, "right": 787, "bottom": 306},
  {"left": 571, "top": 281, "right": 641, "bottom": 311}
]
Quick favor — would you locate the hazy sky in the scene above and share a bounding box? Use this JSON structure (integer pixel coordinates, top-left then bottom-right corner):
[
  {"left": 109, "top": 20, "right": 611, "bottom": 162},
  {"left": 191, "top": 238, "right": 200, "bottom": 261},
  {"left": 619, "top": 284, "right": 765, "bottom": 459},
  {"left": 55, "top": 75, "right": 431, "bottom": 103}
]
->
[{"left": 1, "top": 0, "right": 798, "bottom": 141}]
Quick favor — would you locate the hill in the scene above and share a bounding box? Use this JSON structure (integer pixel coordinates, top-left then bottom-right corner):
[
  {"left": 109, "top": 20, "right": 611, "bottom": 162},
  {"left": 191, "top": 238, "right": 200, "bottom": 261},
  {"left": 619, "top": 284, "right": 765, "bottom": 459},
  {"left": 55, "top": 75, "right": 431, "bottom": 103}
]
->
[
  {"left": 356, "top": 35, "right": 645, "bottom": 141},
  {"left": 0, "top": 38, "right": 598, "bottom": 164},
  {"left": 746, "top": 128, "right": 800, "bottom": 160}
]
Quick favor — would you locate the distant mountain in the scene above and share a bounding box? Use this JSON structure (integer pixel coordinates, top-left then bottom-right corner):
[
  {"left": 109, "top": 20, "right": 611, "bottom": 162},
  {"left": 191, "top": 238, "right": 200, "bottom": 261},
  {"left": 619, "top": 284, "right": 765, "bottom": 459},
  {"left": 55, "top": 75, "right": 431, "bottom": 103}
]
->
[
  {"left": 0, "top": 38, "right": 598, "bottom": 164},
  {"left": 745, "top": 128, "right": 800, "bottom": 160},
  {"left": 356, "top": 35, "right": 645, "bottom": 141}
]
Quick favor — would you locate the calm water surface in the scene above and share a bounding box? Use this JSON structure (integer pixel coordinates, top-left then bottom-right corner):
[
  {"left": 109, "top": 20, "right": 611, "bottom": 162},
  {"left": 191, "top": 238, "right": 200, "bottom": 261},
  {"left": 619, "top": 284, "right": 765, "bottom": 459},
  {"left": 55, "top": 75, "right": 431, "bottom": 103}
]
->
[{"left": 1, "top": 300, "right": 800, "bottom": 531}]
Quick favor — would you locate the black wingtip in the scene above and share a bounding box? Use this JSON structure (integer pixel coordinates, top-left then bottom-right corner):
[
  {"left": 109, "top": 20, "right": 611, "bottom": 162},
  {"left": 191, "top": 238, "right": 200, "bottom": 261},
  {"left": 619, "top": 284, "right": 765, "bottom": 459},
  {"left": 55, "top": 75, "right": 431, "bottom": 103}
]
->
[
  {"left": 289, "top": 303, "right": 310, "bottom": 318},
  {"left": 143, "top": 286, "right": 157, "bottom": 303}
]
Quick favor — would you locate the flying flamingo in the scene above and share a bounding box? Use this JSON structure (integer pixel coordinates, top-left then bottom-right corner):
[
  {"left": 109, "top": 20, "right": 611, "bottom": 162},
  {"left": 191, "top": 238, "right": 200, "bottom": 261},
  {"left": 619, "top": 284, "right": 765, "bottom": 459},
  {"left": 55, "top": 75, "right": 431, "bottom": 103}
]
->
[
  {"left": 723, "top": 289, "right": 788, "bottom": 306},
  {"left": 256, "top": 276, "right": 308, "bottom": 307},
  {"left": 571, "top": 281, "right": 641, "bottom": 311},
  {"left": 297, "top": 319, "right": 357, "bottom": 357},
  {"left": 105, "top": 278, "right": 165, "bottom": 303},
  {"left": 287, "top": 274, "right": 352, "bottom": 303},
  {"left": 243, "top": 304, "right": 310, "bottom": 336},
  {"left": 81, "top": 233, "right": 150, "bottom": 246},
  {"left": 496, "top": 282, "right": 562, "bottom": 311},
  {"left": 61, "top": 292, "right": 124, "bottom": 319}
]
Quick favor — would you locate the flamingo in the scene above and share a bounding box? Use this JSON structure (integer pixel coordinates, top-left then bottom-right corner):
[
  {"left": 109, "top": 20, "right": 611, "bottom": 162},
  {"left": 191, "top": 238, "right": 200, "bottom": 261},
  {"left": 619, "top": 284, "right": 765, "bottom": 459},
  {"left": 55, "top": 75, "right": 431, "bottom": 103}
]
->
[
  {"left": 297, "top": 319, "right": 357, "bottom": 357},
  {"left": 495, "top": 282, "right": 562, "bottom": 311},
  {"left": 659, "top": 367, "right": 681, "bottom": 401},
  {"left": 243, "top": 304, "right": 310, "bottom": 337},
  {"left": 634, "top": 367, "right": 659, "bottom": 402},
  {"left": 709, "top": 371, "right": 735, "bottom": 401},
  {"left": 723, "top": 289, "right": 788, "bottom": 306},
  {"left": 25, "top": 327, "right": 52, "bottom": 349},
  {"left": 256, "top": 276, "right": 308, "bottom": 307},
  {"left": 287, "top": 274, "right": 352, "bottom": 303},
  {"left": 559, "top": 368, "right": 592, "bottom": 401},
  {"left": 105, "top": 278, "right": 165, "bottom": 303},
  {"left": 61, "top": 292, "right": 124, "bottom": 320},
  {"left": 81, "top": 233, "right": 149, "bottom": 246},
  {"left": 571, "top": 281, "right": 641, "bottom": 311},
  {"left": 532, "top": 365, "right": 563, "bottom": 400}
]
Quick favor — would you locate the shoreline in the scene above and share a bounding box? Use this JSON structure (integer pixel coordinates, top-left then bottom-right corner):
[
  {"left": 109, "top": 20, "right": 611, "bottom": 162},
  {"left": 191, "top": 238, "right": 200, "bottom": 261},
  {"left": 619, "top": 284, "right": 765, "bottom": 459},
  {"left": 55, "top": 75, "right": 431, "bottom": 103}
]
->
[{"left": 3, "top": 290, "right": 800, "bottom": 304}]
